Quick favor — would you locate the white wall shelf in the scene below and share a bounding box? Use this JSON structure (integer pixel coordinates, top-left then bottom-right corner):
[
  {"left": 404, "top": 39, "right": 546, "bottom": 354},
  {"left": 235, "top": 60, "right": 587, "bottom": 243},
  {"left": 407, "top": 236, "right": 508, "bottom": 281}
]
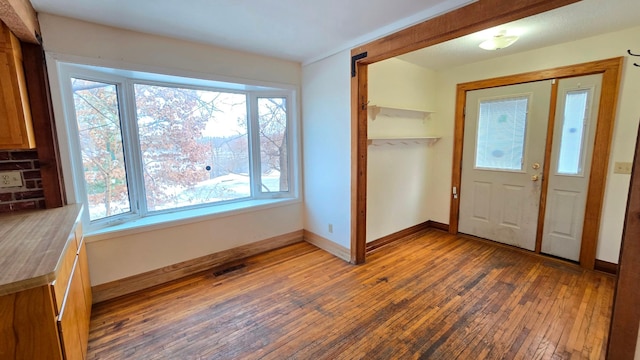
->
[
  {"left": 368, "top": 105, "right": 434, "bottom": 120},
  {"left": 367, "top": 136, "right": 440, "bottom": 146}
]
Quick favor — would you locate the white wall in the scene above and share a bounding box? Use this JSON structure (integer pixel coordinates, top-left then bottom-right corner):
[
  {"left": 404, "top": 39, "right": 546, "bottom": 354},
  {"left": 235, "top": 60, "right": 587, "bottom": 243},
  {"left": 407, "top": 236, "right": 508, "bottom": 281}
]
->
[
  {"left": 39, "top": 14, "right": 304, "bottom": 285},
  {"left": 301, "top": 50, "right": 352, "bottom": 249},
  {"left": 433, "top": 26, "right": 640, "bottom": 263},
  {"left": 367, "top": 59, "right": 438, "bottom": 241},
  {"left": 368, "top": 58, "right": 437, "bottom": 111},
  {"left": 38, "top": 14, "right": 300, "bottom": 86},
  {"left": 87, "top": 205, "right": 303, "bottom": 285}
]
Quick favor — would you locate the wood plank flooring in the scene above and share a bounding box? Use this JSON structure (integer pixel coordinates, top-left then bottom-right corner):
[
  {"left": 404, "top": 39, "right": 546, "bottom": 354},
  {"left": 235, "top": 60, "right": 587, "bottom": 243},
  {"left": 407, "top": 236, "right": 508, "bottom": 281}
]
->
[{"left": 87, "top": 229, "right": 614, "bottom": 359}]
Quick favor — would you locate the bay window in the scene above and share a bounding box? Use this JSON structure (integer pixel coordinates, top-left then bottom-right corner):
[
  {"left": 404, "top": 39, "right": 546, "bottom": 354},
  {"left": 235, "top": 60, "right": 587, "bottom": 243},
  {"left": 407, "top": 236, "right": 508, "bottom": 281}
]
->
[{"left": 55, "top": 62, "right": 297, "bottom": 230}]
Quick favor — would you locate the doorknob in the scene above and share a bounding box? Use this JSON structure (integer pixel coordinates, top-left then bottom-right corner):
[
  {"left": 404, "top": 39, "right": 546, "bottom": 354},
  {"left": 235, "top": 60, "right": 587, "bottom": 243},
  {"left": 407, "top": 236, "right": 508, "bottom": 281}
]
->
[{"left": 531, "top": 174, "right": 540, "bottom": 181}]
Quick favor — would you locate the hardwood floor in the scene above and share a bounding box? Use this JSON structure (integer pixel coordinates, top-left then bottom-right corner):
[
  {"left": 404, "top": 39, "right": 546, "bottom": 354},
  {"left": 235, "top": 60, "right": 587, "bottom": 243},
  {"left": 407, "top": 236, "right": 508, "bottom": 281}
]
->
[{"left": 87, "top": 229, "right": 614, "bottom": 359}]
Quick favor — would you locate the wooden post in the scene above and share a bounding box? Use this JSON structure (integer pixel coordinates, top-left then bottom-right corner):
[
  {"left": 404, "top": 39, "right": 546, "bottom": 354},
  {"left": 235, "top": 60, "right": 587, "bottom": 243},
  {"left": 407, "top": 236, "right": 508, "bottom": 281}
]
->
[
  {"left": 22, "top": 42, "right": 66, "bottom": 208},
  {"left": 607, "top": 122, "right": 640, "bottom": 359}
]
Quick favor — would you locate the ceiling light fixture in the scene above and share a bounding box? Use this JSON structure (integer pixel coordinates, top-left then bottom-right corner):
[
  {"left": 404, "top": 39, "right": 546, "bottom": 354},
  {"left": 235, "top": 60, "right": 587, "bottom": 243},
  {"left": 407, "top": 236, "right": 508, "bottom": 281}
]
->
[{"left": 479, "top": 30, "right": 519, "bottom": 50}]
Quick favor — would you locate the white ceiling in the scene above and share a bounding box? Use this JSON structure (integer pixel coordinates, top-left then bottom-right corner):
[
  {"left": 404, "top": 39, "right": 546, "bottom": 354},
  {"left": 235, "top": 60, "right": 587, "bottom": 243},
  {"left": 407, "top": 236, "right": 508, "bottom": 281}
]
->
[
  {"left": 398, "top": 0, "right": 640, "bottom": 70},
  {"left": 29, "top": 0, "right": 474, "bottom": 64},
  {"left": 28, "top": 0, "right": 640, "bottom": 67}
]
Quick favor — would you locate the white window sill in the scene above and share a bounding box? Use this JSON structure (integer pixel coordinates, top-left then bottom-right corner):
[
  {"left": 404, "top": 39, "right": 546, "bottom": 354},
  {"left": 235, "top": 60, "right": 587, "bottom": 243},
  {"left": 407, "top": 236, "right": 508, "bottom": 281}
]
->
[{"left": 85, "top": 198, "right": 300, "bottom": 243}]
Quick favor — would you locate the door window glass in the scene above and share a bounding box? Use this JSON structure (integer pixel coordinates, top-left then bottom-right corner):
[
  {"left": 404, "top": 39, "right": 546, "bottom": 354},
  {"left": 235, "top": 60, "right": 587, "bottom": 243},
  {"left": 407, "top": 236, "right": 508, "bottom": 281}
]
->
[
  {"left": 475, "top": 96, "right": 529, "bottom": 171},
  {"left": 557, "top": 89, "right": 590, "bottom": 175}
]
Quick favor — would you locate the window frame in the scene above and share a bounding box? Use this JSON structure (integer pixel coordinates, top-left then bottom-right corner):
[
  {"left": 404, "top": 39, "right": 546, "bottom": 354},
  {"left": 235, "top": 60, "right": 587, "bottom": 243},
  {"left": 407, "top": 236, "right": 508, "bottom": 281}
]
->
[
  {"left": 555, "top": 87, "right": 594, "bottom": 177},
  {"left": 251, "top": 95, "right": 291, "bottom": 195},
  {"left": 51, "top": 58, "right": 299, "bottom": 232},
  {"left": 472, "top": 93, "right": 532, "bottom": 173}
]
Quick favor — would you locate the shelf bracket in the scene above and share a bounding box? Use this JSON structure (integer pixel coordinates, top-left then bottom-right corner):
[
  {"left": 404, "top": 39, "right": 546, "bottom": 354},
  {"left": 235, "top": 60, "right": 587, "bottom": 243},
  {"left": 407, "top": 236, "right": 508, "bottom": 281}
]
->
[
  {"left": 368, "top": 105, "right": 381, "bottom": 120},
  {"left": 351, "top": 52, "right": 368, "bottom": 77}
]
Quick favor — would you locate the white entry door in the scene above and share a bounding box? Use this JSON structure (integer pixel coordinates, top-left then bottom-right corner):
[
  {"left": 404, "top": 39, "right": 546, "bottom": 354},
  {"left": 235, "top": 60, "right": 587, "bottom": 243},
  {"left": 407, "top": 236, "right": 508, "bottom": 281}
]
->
[
  {"left": 541, "top": 74, "right": 602, "bottom": 261},
  {"left": 459, "top": 80, "right": 553, "bottom": 251}
]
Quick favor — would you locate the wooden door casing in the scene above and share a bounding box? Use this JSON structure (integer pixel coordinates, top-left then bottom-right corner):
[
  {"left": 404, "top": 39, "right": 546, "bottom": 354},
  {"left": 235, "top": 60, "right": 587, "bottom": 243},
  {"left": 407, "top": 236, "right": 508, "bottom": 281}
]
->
[{"left": 449, "top": 58, "right": 622, "bottom": 269}]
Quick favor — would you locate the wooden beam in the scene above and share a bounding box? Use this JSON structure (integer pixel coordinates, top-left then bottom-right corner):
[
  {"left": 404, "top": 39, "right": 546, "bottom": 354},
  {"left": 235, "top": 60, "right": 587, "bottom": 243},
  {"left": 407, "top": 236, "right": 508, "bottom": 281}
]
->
[
  {"left": 0, "top": 0, "right": 40, "bottom": 43},
  {"left": 607, "top": 123, "right": 640, "bottom": 359},
  {"left": 350, "top": 0, "right": 581, "bottom": 64},
  {"left": 22, "top": 42, "right": 65, "bottom": 208},
  {"left": 352, "top": 62, "right": 367, "bottom": 264}
]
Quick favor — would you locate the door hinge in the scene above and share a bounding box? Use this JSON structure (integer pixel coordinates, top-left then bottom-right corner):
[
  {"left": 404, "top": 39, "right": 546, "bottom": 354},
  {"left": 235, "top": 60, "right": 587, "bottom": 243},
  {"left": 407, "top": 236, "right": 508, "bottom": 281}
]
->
[{"left": 351, "top": 52, "right": 368, "bottom": 77}]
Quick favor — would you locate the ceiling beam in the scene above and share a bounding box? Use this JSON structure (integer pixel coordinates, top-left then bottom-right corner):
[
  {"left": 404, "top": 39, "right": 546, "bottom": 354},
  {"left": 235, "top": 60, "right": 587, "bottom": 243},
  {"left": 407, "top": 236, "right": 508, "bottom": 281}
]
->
[
  {"left": 0, "top": 0, "right": 40, "bottom": 43},
  {"left": 351, "top": 0, "right": 581, "bottom": 64}
]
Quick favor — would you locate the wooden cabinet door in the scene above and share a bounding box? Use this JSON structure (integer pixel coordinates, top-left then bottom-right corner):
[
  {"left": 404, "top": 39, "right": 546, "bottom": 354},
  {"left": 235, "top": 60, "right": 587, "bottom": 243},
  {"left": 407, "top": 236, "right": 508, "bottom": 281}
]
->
[
  {"left": 52, "top": 237, "right": 78, "bottom": 315},
  {"left": 0, "top": 22, "right": 34, "bottom": 149},
  {"left": 0, "top": 286, "right": 63, "bottom": 360},
  {"left": 57, "top": 257, "right": 88, "bottom": 360},
  {"left": 77, "top": 240, "right": 92, "bottom": 354}
]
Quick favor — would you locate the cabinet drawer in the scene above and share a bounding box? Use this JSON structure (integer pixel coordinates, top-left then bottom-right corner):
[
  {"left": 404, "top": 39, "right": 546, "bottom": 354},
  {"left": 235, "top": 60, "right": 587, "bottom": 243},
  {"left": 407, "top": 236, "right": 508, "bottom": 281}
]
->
[{"left": 51, "top": 234, "right": 78, "bottom": 315}]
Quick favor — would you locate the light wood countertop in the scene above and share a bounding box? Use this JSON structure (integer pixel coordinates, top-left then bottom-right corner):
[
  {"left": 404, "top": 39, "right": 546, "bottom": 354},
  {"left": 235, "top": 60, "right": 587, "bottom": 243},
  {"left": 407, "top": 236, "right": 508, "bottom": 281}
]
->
[{"left": 0, "top": 204, "right": 82, "bottom": 296}]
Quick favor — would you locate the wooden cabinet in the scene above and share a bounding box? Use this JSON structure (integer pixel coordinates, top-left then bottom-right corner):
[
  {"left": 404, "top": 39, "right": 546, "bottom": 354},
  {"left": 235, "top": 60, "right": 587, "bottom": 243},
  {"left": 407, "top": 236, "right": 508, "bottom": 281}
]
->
[
  {"left": 54, "top": 223, "right": 92, "bottom": 360},
  {"left": 0, "top": 219, "right": 91, "bottom": 359},
  {"left": 58, "top": 256, "right": 87, "bottom": 360},
  {"left": 0, "top": 21, "right": 35, "bottom": 149}
]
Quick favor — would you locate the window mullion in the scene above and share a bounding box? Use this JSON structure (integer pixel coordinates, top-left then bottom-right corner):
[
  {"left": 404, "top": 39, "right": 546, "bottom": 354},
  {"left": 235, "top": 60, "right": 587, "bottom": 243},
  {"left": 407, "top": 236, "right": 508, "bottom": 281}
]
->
[
  {"left": 254, "top": 92, "right": 292, "bottom": 197},
  {"left": 284, "top": 94, "right": 294, "bottom": 196},
  {"left": 247, "top": 93, "right": 261, "bottom": 198}
]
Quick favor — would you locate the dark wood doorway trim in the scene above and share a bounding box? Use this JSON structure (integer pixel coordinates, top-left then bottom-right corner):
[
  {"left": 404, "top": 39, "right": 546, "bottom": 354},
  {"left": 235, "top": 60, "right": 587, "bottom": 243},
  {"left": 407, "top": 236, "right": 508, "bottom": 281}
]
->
[
  {"left": 348, "top": 1, "right": 636, "bottom": 357},
  {"left": 22, "top": 42, "right": 65, "bottom": 209},
  {"left": 349, "top": 0, "right": 581, "bottom": 265},
  {"left": 448, "top": 58, "right": 623, "bottom": 270},
  {"left": 607, "top": 123, "right": 640, "bottom": 359}
]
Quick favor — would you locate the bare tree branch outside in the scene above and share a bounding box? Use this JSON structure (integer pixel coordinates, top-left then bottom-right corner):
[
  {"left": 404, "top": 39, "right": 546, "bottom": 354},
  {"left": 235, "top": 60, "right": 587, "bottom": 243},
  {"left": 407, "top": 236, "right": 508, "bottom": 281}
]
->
[{"left": 71, "top": 78, "right": 289, "bottom": 221}]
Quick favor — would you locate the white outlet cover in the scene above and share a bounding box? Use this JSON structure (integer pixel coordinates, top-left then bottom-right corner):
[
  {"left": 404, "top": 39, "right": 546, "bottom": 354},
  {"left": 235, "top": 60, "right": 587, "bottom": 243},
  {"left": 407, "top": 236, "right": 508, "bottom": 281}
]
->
[{"left": 0, "top": 171, "right": 23, "bottom": 188}]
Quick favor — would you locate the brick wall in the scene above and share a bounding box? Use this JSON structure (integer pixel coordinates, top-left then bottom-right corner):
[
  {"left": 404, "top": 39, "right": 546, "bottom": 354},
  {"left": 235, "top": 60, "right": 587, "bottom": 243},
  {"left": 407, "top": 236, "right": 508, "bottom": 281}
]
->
[{"left": 0, "top": 149, "right": 45, "bottom": 212}]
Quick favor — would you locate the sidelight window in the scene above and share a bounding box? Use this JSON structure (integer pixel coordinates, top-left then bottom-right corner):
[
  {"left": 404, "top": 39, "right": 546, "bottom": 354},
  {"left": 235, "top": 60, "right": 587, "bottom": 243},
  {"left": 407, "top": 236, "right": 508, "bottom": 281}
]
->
[{"left": 557, "top": 89, "right": 590, "bottom": 176}]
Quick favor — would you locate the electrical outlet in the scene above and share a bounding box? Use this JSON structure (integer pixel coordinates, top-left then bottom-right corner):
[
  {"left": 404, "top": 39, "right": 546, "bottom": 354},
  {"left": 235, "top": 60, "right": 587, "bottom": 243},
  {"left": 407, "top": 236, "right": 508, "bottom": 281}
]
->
[
  {"left": 328, "top": 224, "right": 333, "bottom": 233},
  {"left": 0, "top": 171, "right": 23, "bottom": 188},
  {"left": 614, "top": 162, "right": 632, "bottom": 174}
]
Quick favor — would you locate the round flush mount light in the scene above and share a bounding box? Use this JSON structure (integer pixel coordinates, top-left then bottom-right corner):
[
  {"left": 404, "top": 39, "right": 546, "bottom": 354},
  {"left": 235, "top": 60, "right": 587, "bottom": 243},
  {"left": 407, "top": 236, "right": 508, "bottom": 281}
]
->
[{"left": 479, "top": 30, "right": 519, "bottom": 50}]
